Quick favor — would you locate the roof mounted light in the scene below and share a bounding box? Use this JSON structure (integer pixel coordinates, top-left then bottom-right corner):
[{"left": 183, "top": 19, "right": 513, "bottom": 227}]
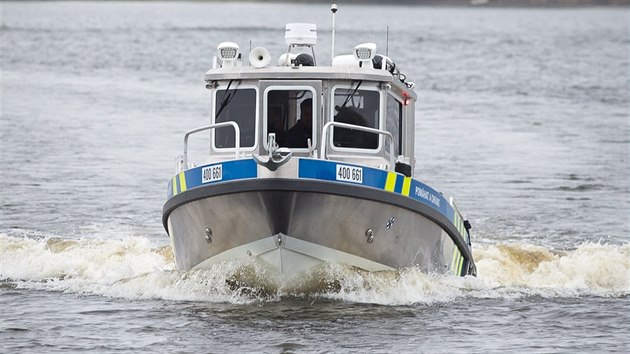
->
[
  {"left": 217, "top": 42, "right": 240, "bottom": 68},
  {"left": 353, "top": 43, "right": 377, "bottom": 67}
]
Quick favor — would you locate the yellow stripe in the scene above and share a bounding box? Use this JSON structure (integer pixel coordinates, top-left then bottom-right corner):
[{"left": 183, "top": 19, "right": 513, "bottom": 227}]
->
[
  {"left": 457, "top": 254, "right": 464, "bottom": 276},
  {"left": 455, "top": 214, "right": 465, "bottom": 237},
  {"left": 454, "top": 252, "right": 461, "bottom": 275},
  {"left": 385, "top": 172, "right": 397, "bottom": 192},
  {"left": 451, "top": 246, "right": 458, "bottom": 272},
  {"left": 454, "top": 213, "right": 460, "bottom": 230},
  {"left": 172, "top": 177, "right": 177, "bottom": 196},
  {"left": 402, "top": 177, "right": 411, "bottom": 196},
  {"left": 178, "top": 172, "right": 187, "bottom": 192}
]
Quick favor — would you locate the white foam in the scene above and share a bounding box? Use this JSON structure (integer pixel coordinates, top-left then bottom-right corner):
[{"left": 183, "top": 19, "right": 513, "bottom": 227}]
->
[
  {"left": 318, "top": 265, "right": 465, "bottom": 305},
  {"left": 473, "top": 241, "right": 630, "bottom": 297},
  {"left": 0, "top": 234, "right": 170, "bottom": 282},
  {"left": 1, "top": 233, "right": 628, "bottom": 304}
]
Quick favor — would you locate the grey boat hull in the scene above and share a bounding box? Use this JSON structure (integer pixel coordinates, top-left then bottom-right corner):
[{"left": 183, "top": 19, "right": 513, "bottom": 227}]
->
[{"left": 163, "top": 177, "right": 476, "bottom": 280}]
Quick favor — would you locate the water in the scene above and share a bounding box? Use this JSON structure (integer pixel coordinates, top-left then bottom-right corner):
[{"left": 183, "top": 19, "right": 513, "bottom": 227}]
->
[{"left": 1, "top": 2, "right": 629, "bottom": 352}]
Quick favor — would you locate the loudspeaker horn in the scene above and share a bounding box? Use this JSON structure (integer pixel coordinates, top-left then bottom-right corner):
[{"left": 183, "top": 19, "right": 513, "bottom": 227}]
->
[{"left": 249, "top": 47, "right": 271, "bottom": 68}]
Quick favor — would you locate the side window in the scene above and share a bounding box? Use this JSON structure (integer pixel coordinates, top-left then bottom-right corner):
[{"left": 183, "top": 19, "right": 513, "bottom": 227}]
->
[
  {"left": 266, "top": 89, "right": 315, "bottom": 149},
  {"left": 386, "top": 94, "right": 402, "bottom": 156},
  {"left": 332, "top": 88, "right": 379, "bottom": 149},
  {"left": 214, "top": 88, "right": 256, "bottom": 148}
]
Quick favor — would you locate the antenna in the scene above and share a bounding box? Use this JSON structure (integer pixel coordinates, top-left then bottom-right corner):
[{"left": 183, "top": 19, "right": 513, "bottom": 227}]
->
[
  {"left": 386, "top": 26, "right": 389, "bottom": 57},
  {"left": 331, "top": 3, "right": 337, "bottom": 64}
]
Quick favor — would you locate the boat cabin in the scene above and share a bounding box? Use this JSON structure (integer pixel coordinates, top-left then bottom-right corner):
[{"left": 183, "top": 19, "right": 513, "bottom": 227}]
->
[{"left": 188, "top": 24, "right": 417, "bottom": 175}]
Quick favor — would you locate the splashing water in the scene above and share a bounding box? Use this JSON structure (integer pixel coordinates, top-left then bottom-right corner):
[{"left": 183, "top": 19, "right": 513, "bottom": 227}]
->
[
  {"left": 474, "top": 242, "right": 630, "bottom": 297},
  {"left": 1, "top": 233, "right": 628, "bottom": 305}
]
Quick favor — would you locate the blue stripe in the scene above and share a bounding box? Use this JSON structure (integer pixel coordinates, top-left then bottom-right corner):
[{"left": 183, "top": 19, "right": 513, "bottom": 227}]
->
[
  {"left": 298, "top": 159, "right": 388, "bottom": 188},
  {"left": 168, "top": 159, "right": 258, "bottom": 196},
  {"left": 298, "top": 159, "right": 336, "bottom": 180},
  {"left": 394, "top": 175, "right": 404, "bottom": 194},
  {"left": 407, "top": 179, "right": 449, "bottom": 217}
]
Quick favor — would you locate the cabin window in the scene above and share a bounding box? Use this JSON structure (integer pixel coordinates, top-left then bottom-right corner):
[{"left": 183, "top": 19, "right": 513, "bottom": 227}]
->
[
  {"left": 385, "top": 94, "right": 402, "bottom": 156},
  {"left": 332, "top": 87, "right": 379, "bottom": 149},
  {"left": 265, "top": 88, "right": 316, "bottom": 149},
  {"left": 214, "top": 88, "right": 257, "bottom": 148}
]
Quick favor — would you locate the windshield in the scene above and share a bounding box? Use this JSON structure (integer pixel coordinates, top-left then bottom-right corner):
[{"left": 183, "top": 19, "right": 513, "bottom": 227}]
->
[
  {"left": 332, "top": 88, "right": 379, "bottom": 149},
  {"left": 386, "top": 94, "right": 402, "bottom": 156},
  {"left": 266, "top": 89, "right": 315, "bottom": 149},
  {"left": 214, "top": 88, "right": 256, "bottom": 148}
]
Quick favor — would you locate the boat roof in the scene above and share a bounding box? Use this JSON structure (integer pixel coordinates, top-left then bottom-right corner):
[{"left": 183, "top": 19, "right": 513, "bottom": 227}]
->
[{"left": 204, "top": 66, "right": 418, "bottom": 100}]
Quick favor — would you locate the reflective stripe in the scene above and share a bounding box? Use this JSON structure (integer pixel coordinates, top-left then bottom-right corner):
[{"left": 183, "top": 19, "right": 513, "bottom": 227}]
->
[
  {"left": 457, "top": 253, "right": 464, "bottom": 276},
  {"left": 451, "top": 246, "right": 459, "bottom": 273},
  {"left": 178, "top": 172, "right": 187, "bottom": 192},
  {"left": 172, "top": 177, "right": 177, "bottom": 196},
  {"left": 385, "top": 172, "right": 397, "bottom": 192},
  {"left": 454, "top": 212, "right": 466, "bottom": 239},
  {"left": 454, "top": 212, "right": 460, "bottom": 236},
  {"left": 402, "top": 177, "right": 411, "bottom": 196}
]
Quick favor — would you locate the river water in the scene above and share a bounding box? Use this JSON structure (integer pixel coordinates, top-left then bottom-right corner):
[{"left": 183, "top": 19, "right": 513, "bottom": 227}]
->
[{"left": 1, "top": 2, "right": 629, "bottom": 353}]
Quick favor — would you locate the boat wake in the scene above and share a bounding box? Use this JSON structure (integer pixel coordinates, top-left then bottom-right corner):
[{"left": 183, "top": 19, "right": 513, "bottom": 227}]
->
[{"left": 1, "top": 233, "right": 628, "bottom": 305}]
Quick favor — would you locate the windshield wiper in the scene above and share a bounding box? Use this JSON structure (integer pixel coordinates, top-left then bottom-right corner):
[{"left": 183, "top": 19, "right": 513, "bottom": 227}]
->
[
  {"left": 215, "top": 79, "right": 239, "bottom": 119},
  {"left": 338, "top": 80, "right": 363, "bottom": 111}
]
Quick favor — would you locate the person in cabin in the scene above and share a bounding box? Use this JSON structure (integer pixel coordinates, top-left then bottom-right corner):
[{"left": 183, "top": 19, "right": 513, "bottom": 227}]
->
[
  {"left": 333, "top": 106, "right": 377, "bottom": 149},
  {"left": 285, "top": 98, "right": 313, "bottom": 148}
]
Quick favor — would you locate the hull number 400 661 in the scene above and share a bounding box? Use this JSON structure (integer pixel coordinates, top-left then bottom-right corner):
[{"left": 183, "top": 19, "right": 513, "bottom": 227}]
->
[
  {"left": 202, "top": 164, "right": 223, "bottom": 183},
  {"left": 336, "top": 164, "right": 363, "bottom": 184}
]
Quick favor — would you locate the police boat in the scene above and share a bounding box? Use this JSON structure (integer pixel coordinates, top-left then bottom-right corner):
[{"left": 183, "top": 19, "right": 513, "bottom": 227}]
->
[{"left": 162, "top": 21, "right": 476, "bottom": 283}]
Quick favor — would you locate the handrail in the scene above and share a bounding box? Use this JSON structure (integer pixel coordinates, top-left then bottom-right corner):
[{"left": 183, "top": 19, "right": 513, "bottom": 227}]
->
[
  {"left": 183, "top": 121, "right": 241, "bottom": 168},
  {"left": 320, "top": 121, "right": 395, "bottom": 168}
]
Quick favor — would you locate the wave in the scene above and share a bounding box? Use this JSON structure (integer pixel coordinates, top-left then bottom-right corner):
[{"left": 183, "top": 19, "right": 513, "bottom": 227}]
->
[
  {"left": 556, "top": 184, "right": 607, "bottom": 192},
  {"left": 1, "top": 233, "right": 628, "bottom": 305}
]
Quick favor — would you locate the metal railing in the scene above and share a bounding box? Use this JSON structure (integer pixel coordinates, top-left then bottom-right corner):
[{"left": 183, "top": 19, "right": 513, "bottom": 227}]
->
[
  {"left": 182, "top": 121, "right": 241, "bottom": 169},
  {"left": 179, "top": 120, "right": 393, "bottom": 171},
  {"left": 320, "top": 121, "right": 395, "bottom": 168}
]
